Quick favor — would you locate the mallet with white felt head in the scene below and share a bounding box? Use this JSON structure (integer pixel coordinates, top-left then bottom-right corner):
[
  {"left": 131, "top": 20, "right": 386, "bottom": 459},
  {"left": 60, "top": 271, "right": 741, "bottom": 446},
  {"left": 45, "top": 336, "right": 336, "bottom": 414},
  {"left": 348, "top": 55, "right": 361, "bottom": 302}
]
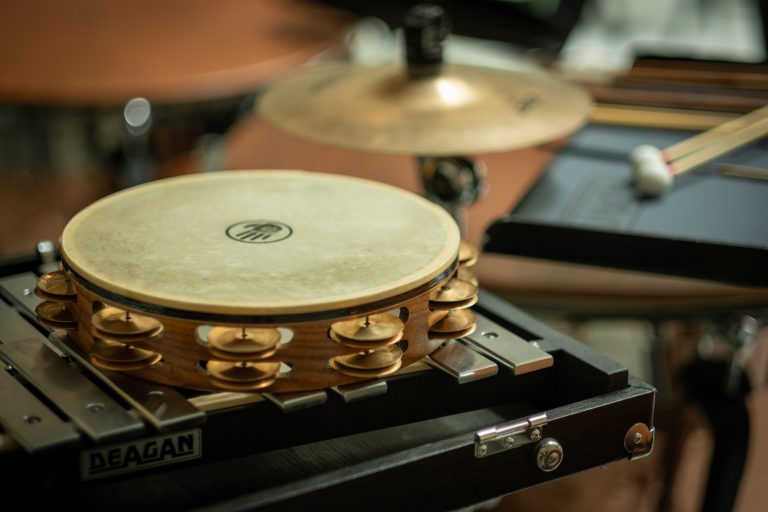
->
[{"left": 630, "top": 104, "right": 768, "bottom": 196}]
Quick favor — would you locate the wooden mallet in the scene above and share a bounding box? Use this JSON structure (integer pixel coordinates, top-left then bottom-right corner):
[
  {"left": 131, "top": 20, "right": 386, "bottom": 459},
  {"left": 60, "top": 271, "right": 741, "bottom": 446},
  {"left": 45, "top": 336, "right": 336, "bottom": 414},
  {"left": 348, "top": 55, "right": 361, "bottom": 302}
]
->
[{"left": 630, "top": 104, "right": 768, "bottom": 196}]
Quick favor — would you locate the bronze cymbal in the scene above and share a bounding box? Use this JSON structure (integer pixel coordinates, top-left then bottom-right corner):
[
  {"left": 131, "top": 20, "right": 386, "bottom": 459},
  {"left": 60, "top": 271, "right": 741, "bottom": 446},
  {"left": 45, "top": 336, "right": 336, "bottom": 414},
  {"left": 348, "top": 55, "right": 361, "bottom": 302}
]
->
[
  {"left": 430, "top": 278, "right": 478, "bottom": 303},
  {"left": 329, "top": 358, "right": 402, "bottom": 379},
  {"left": 456, "top": 266, "right": 478, "bottom": 286},
  {"left": 331, "top": 314, "right": 404, "bottom": 342},
  {"left": 429, "top": 308, "right": 476, "bottom": 334},
  {"left": 35, "top": 301, "right": 78, "bottom": 330},
  {"left": 90, "top": 353, "right": 163, "bottom": 372},
  {"left": 206, "top": 360, "right": 281, "bottom": 383},
  {"left": 208, "top": 376, "right": 277, "bottom": 392},
  {"left": 92, "top": 307, "right": 163, "bottom": 339},
  {"left": 333, "top": 346, "right": 404, "bottom": 371},
  {"left": 90, "top": 339, "right": 161, "bottom": 364},
  {"left": 329, "top": 330, "right": 403, "bottom": 350},
  {"left": 260, "top": 63, "right": 592, "bottom": 155},
  {"left": 35, "top": 271, "right": 77, "bottom": 301},
  {"left": 458, "top": 240, "right": 479, "bottom": 267},
  {"left": 207, "top": 327, "right": 281, "bottom": 354}
]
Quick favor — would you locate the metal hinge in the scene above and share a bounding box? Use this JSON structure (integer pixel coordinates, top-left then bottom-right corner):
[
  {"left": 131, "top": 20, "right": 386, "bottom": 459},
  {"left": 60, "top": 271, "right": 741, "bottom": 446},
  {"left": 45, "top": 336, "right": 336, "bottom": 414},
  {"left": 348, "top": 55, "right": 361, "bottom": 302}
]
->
[{"left": 474, "top": 412, "right": 548, "bottom": 458}]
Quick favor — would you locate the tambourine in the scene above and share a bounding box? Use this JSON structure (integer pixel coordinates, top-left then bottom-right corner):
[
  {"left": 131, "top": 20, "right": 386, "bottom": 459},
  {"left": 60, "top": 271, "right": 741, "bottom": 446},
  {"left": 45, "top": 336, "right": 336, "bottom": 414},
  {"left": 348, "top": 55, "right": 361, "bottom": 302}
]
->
[{"left": 36, "top": 171, "right": 480, "bottom": 393}]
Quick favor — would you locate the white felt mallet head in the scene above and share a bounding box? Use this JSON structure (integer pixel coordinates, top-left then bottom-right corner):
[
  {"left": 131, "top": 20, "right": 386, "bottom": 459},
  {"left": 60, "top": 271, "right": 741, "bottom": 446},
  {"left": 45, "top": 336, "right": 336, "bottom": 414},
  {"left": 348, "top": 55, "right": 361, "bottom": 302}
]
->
[{"left": 630, "top": 144, "right": 673, "bottom": 197}]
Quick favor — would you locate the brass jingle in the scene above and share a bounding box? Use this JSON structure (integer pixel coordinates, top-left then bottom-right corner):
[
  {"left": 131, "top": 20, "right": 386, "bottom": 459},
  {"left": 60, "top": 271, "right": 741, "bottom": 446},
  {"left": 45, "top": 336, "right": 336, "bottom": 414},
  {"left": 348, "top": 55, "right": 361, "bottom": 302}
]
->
[
  {"left": 90, "top": 353, "right": 163, "bottom": 372},
  {"left": 35, "top": 301, "right": 78, "bottom": 330},
  {"left": 428, "top": 310, "right": 450, "bottom": 328},
  {"left": 92, "top": 325, "right": 164, "bottom": 344},
  {"left": 429, "top": 295, "right": 478, "bottom": 312},
  {"left": 91, "top": 339, "right": 161, "bottom": 364},
  {"left": 92, "top": 307, "right": 164, "bottom": 338},
  {"left": 428, "top": 324, "right": 477, "bottom": 341},
  {"left": 429, "top": 278, "right": 478, "bottom": 304},
  {"left": 207, "top": 327, "right": 281, "bottom": 355},
  {"left": 208, "top": 376, "right": 277, "bottom": 392},
  {"left": 206, "top": 346, "right": 279, "bottom": 362},
  {"left": 329, "top": 358, "right": 402, "bottom": 378},
  {"left": 456, "top": 266, "right": 478, "bottom": 287},
  {"left": 331, "top": 314, "right": 404, "bottom": 342},
  {"left": 459, "top": 240, "right": 479, "bottom": 268},
  {"left": 429, "top": 309, "right": 476, "bottom": 334},
  {"left": 329, "top": 330, "right": 403, "bottom": 350},
  {"left": 206, "top": 360, "right": 281, "bottom": 383},
  {"left": 35, "top": 271, "right": 77, "bottom": 301},
  {"left": 333, "top": 345, "right": 404, "bottom": 371}
]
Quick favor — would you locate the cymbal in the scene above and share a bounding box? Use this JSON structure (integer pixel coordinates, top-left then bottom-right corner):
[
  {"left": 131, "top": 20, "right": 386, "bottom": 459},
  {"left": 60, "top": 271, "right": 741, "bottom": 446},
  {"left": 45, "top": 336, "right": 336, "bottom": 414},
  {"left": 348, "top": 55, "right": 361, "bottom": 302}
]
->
[
  {"left": 90, "top": 339, "right": 160, "bottom": 365},
  {"left": 35, "top": 301, "right": 78, "bottom": 330},
  {"left": 333, "top": 346, "right": 404, "bottom": 370},
  {"left": 331, "top": 314, "right": 405, "bottom": 342},
  {"left": 458, "top": 240, "right": 479, "bottom": 267},
  {"left": 259, "top": 63, "right": 592, "bottom": 155},
  {"left": 329, "top": 358, "right": 402, "bottom": 379},
  {"left": 430, "top": 278, "right": 478, "bottom": 303},
  {"left": 456, "top": 267, "right": 478, "bottom": 287},
  {"left": 329, "top": 330, "right": 403, "bottom": 350},
  {"left": 429, "top": 309, "right": 476, "bottom": 334},
  {"left": 206, "top": 361, "right": 281, "bottom": 383},
  {"left": 207, "top": 327, "right": 281, "bottom": 354},
  {"left": 35, "top": 271, "right": 77, "bottom": 301},
  {"left": 92, "top": 307, "right": 163, "bottom": 340}
]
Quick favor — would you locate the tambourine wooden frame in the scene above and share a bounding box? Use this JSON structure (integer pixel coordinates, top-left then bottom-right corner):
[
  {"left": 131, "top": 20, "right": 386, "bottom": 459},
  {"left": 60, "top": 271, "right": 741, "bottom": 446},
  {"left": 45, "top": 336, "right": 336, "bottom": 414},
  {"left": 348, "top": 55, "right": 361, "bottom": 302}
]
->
[{"left": 62, "top": 259, "right": 458, "bottom": 393}]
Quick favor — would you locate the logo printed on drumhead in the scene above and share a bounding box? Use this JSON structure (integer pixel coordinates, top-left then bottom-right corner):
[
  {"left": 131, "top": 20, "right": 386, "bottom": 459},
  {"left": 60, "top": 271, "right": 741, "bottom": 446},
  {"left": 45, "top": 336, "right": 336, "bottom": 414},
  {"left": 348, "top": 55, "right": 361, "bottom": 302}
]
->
[{"left": 226, "top": 221, "right": 293, "bottom": 244}]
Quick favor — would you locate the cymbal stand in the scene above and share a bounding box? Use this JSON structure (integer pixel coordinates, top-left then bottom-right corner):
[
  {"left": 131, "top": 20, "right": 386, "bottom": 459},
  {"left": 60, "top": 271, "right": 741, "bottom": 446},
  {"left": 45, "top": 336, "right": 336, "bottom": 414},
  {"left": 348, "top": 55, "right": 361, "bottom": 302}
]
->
[
  {"left": 405, "top": 5, "right": 486, "bottom": 237},
  {"left": 417, "top": 156, "right": 485, "bottom": 236}
]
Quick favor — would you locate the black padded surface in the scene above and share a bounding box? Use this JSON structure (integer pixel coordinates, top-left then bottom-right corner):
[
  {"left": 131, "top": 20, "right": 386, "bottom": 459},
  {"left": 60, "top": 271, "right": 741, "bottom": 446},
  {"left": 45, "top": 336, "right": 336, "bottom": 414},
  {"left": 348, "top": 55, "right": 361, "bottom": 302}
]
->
[{"left": 484, "top": 124, "right": 768, "bottom": 287}]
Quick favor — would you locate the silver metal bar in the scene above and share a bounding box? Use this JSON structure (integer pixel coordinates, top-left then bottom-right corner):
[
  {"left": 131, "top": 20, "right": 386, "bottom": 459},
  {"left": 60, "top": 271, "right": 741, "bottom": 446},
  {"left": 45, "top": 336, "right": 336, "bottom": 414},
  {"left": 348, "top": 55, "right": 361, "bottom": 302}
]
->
[
  {"left": 427, "top": 340, "right": 498, "bottom": 384},
  {"left": 188, "top": 392, "right": 265, "bottom": 412},
  {"left": 0, "top": 338, "right": 145, "bottom": 442},
  {"left": 0, "top": 299, "right": 43, "bottom": 345},
  {"left": 262, "top": 390, "right": 327, "bottom": 413},
  {"left": 0, "top": 366, "right": 79, "bottom": 453},
  {"left": 0, "top": 273, "right": 44, "bottom": 320},
  {"left": 5, "top": 272, "right": 205, "bottom": 429},
  {"left": 330, "top": 380, "right": 388, "bottom": 403},
  {"left": 101, "top": 372, "right": 206, "bottom": 430},
  {"left": 463, "top": 313, "right": 553, "bottom": 375},
  {"left": 49, "top": 334, "right": 205, "bottom": 431}
]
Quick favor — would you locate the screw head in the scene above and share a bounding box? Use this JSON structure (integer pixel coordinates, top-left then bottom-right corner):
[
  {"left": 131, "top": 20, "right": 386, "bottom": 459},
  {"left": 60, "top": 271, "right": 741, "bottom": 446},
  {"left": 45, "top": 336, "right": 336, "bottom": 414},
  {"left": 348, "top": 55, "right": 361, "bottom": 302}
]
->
[
  {"left": 535, "top": 438, "right": 564, "bottom": 472},
  {"left": 477, "top": 444, "right": 487, "bottom": 456},
  {"left": 86, "top": 403, "right": 105, "bottom": 413},
  {"left": 530, "top": 428, "right": 542, "bottom": 441},
  {"left": 504, "top": 436, "right": 515, "bottom": 447},
  {"left": 632, "top": 432, "right": 643, "bottom": 445}
]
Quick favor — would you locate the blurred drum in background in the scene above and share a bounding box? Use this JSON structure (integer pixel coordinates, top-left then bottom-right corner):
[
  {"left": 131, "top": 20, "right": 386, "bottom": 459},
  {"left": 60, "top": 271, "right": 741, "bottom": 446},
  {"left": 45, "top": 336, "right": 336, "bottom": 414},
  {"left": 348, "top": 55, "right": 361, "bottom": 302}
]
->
[
  {"left": 0, "top": 0, "right": 351, "bottom": 257},
  {"left": 0, "top": 0, "right": 351, "bottom": 180}
]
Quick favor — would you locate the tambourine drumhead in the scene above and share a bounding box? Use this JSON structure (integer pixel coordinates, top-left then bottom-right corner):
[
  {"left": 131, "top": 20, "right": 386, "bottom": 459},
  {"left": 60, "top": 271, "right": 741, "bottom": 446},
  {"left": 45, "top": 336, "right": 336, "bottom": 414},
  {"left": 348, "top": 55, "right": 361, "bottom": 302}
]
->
[{"left": 61, "top": 171, "right": 459, "bottom": 316}]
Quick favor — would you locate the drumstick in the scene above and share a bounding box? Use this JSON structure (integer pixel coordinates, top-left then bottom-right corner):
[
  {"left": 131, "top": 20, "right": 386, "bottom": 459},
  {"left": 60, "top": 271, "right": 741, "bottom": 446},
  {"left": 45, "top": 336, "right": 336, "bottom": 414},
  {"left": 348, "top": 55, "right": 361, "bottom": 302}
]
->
[{"left": 630, "top": 104, "right": 768, "bottom": 196}]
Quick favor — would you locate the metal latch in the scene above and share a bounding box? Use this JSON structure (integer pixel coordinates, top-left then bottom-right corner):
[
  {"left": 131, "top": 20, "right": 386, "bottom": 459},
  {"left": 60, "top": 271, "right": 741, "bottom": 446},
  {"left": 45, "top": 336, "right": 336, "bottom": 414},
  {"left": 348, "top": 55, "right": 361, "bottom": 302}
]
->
[{"left": 474, "top": 412, "right": 547, "bottom": 458}]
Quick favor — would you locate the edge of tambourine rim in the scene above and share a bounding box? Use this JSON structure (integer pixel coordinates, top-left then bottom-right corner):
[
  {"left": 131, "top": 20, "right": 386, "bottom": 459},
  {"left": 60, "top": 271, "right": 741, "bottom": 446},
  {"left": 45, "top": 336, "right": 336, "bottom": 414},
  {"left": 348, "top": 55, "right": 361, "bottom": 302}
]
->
[{"left": 60, "top": 170, "right": 460, "bottom": 316}]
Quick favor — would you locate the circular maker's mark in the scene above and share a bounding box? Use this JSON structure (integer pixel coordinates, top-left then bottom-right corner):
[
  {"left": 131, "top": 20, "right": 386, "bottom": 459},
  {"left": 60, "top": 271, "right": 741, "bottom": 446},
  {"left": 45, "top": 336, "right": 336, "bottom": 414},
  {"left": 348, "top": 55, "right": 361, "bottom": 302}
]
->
[{"left": 226, "top": 221, "right": 293, "bottom": 244}]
